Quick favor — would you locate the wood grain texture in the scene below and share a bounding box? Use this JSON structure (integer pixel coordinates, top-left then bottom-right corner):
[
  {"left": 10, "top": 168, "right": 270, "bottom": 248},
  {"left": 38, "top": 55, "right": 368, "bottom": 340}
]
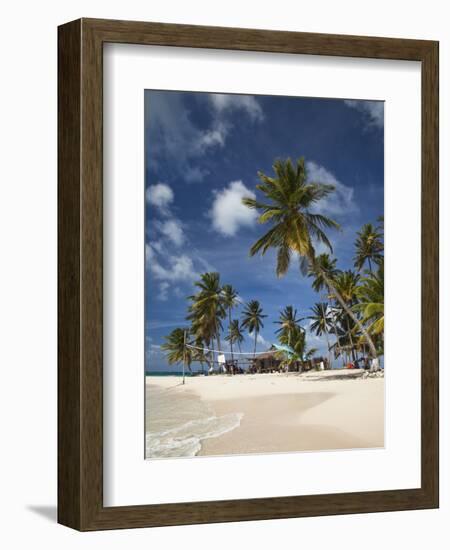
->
[
  {"left": 58, "top": 18, "right": 439, "bottom": 531},
  {"left": 57, "top": 19, "right": 82, "bottom": 530}
]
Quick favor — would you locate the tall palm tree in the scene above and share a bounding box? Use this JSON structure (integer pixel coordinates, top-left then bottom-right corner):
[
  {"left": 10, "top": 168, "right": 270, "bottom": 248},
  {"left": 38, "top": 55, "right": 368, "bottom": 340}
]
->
[
  {"left": 241, "top": 300, "right": 267, "bottom": 358},
  {"left": 274, "top": 305, "right": 302, "bottom": 345},
  {"left": 187, "top": 294, "right": 214, "bottom": 368},
  {"left": 354, "top": 223, "right": 384, "bottom": 273},
  {"left": 187, "top": 273, "right": 225, "bottom": 365},
  {"left": 327, "top": 309, "right": 348, "bottom": 364},
  {"left": 221, "top": 284, "right": 239, "bottom": 368},
  {"left": 191, "top": 334, "right": 209, "bottom": 373},
  {"left": 242, "top": 157, "right": 378, "bottom": 359},
  {"left": 161, "top": 328, "right": 192, "bottom": 379},
  {"left": 332, "top": 270, "right": 360, "bottom": 360},
  {"left": 308, "top": 254, "right": 343, "bottom": 365},
  {"left": 355, "top": 261, "right": 384, "bottom": 347},
  {"left": 306, "top": 302, "right": 333, "bottom": 366},
  {"left": 308, "top": 253, "right": 340, "bottom": 293},
  {"left": 225, "top": 319, "right": 245, "bottom": 354}
]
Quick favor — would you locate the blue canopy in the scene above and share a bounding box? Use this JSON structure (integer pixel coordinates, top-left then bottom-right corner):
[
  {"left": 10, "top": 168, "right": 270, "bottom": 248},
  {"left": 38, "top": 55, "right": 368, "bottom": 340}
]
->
[{"left": 272, "top": 343, "right": 295, "bottom": 358}]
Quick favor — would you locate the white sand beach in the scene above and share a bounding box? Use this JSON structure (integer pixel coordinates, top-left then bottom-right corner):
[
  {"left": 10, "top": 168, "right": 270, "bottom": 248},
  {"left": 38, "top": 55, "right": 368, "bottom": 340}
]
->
[{"left": 146, "top": 371, "right": 384, "bottom": 458}]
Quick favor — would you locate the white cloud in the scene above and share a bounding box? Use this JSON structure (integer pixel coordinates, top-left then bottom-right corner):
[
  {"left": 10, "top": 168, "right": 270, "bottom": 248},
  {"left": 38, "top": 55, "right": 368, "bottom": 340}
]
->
[
  {"left": 145, "top": 243, "right": 156, "bottom": 263},
  {"left": 146, "top": 92, "right": 263, "bottom": 184},
  {"left": 184, "top": 166, "right": 209, "bottom": 183},
  {"left": 306, "top": 161, "right": 358, "bottom": 217},
  {"left": 210, "top": 180, "right": 257, "bottom": 236},
  {"left": 256, "top": 333, "right": 271, "bottom": 348},
  {"left": 157, "top": 219, "right": 185, "bottom": 247},
  {"left": 146, "top": 245, "right": 197, "bottom": 283},
  {"left": 344, "top": 100, "right": 384, "bottom": 129},
  {"left": 146, "top": 93, "right": 212, "bottom": 183},
  {"left": 157, "top": 282, "right": 170, "bottom": 301},
  {"left": 210, "top": 94, "right": 264, "bottom": 122},
  {"left": 194, "top": 122, "right": 227, "bottom": 152},
  {"left": 151, "top": 240, "right": 163, "bottom": 253},
  {"left": 146, "top": 343, "right": 163, "bottom": 360},
  {"left": 146, "top": 183, "right": 174, "bottom": 213}
]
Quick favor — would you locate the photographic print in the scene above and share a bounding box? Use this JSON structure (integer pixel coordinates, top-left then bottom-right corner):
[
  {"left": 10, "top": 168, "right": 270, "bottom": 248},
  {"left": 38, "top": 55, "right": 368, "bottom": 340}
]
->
[{"left": 145, "top": 90, "right": 384, "bottom": 460}]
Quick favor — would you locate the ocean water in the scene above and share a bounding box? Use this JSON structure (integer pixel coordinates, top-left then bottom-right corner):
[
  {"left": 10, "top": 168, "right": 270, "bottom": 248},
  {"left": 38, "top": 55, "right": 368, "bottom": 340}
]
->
[
  {"left": 146, "top": 381, "right": 243, "bottom": 459},
  {"left": 146, "top": 371, "right": 193, "bottom": 377}
]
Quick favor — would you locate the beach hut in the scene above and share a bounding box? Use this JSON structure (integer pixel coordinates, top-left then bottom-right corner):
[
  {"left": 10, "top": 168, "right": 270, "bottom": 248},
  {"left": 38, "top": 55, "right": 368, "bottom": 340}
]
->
[
  {"left": 247, "top": 351, "right": 331, "bottom": 374},
  {"left": 247, "top": 351, "right": 282, "bottom": 373}
]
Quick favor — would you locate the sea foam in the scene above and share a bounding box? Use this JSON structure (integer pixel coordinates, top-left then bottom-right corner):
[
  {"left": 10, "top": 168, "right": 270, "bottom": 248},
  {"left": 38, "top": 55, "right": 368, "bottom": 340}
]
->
[{"left": 146, "top": 383, "right": 243, "bottom": 459}]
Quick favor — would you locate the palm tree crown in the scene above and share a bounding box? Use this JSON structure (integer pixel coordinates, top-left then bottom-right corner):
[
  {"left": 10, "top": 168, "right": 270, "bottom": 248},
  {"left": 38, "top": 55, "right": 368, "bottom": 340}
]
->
[
  {"left": 355, "top": 261, "right": 384, "bottom": 337},
  {"left": 274, "top": 305, "right": 302, "bottom": 343},
  {"left": 221, "top": 284, "right": 239, "bottom": 310},
  {"left": 242, "top": 157, "right": 340, "bottom": 277},
  {"left": 307, "top": 253, "right": 340, "bottom": 293},
  {"left": 332, "top": 270, "right": 360, "bottom": 305},
  {"left": 225, "top": 319, "right": 245, "bottom": 352},
  {"left": 241, "top": 300, "right": 267, "bottom": 357},
  {"left": 354, "top": 223, "right": 384, "bottom": 272},
  {"left": 277, "top": 325, "right": 316, "bottom": 369},
  {"left": 187, "top": 272, "right": 225, "bottom": 351},
  {"left": 161, "top": 328, "right": 192, "bottom": 370},
  {"left": 307, "top": 303, "right": 333, "bottom": 337}
]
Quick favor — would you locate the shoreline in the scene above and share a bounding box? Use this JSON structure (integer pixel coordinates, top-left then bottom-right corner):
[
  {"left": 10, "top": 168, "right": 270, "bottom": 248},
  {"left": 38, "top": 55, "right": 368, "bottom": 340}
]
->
[{"left": 146, "top": 371, "right": 384, "bottom": 457}]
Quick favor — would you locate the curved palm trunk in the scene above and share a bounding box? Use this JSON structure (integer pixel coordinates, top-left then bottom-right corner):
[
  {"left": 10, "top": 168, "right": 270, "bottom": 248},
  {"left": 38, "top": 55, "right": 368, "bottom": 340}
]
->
[
  {"left": 215, "top": 332, "right": 223, "bottom": 373},
  {"left": 320, "top": 302, "right": 332, "bottom": 369},
  {"left": 330, "top": 302, "right": 345, "bottom": 367},
  {"left": 228, "top": 309, "right": 234, "bottom": 375},
  {"left": 237, "top": 340, "right": 243, "bottom": 371},
  {"left": 254, "top": 330, "right": 257, "bottom": 359},
  {"left": 344, "top": 314, "right": 356, "bottom": 362},
  {"left": 210, "top": 339, "right": 215, "bottom": 372},
  {"left": 216, "top": 333, "right": 221, "bottom": 353},
  {"left": 320, "top": 270, "right": 377, "bottom": 360},
  {"left": 324, "top": 325, "right": 332, "bottom": 368}
]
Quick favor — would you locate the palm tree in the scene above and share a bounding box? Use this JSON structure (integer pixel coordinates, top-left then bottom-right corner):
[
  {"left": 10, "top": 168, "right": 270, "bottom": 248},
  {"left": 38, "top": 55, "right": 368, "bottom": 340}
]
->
[
  {"left": 187, "top": 296, "right": 214, "bottom": 368},
  {"left": 327, "top": 309, "right": 348, "bottom": 364},
  {"left": 332, "top": 270, "right": 361, "bottom": 361},
  {"left": 308, "top": 253, "right": 340, "bottom": 293},
  {"left": 306, "top": 302, "right": 333, "bottom": 366},
  {"left": 274, "top": 305, "right": 302, "bottom": 345},
  {"left": 354, "top": 223, "right": 384, "bottom": 273},
  {"left": 308, "top": 254, "right": 343, "bottom": 365},
  {"left": 161, "top": 328, "right": 192, "bottom": 382},
  {"left": 242, "top": 157, "right": 378, "bottom": 359},
  {"left": 241, "top": 300, "right": 267, "bottom": 358},
  {"left": 225, "top": 319, "right": 245, "bottom": 354},
  {"left": 355, "top": 261, "right": 384, "bottom": 347},
  {"left": 187, "top": 273, "right": 225, "bottom": 366},
  {"left": 221, "top": 284, "right": 239, "bottom": 369},
  {"left": 191, "top": 334, "right": 209, "bottom": 373},
  {"left": 277, "top": 325, "right": 316, "bottom": 371}
]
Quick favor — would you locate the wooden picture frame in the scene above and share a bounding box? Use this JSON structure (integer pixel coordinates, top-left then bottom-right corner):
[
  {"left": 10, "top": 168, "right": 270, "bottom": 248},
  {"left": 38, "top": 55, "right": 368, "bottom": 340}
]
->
[{"left": 58, "top": 18, "right": 439, "bottom": 531}]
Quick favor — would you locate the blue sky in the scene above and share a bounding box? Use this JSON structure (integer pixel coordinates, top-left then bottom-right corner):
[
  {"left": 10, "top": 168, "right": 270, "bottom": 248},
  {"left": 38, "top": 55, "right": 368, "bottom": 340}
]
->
[{"left": 144, "top": 90, "right": 384, "bottom": 371}]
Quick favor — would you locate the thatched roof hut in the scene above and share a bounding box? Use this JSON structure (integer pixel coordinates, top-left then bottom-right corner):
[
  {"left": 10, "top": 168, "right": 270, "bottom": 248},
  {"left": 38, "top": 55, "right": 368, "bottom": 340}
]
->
[
  {"left": 247, "top": 351, "right": 280, "bottom": 373},
  {"left": 248, "top": 350, "right": 330, "bottom": 373}
]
